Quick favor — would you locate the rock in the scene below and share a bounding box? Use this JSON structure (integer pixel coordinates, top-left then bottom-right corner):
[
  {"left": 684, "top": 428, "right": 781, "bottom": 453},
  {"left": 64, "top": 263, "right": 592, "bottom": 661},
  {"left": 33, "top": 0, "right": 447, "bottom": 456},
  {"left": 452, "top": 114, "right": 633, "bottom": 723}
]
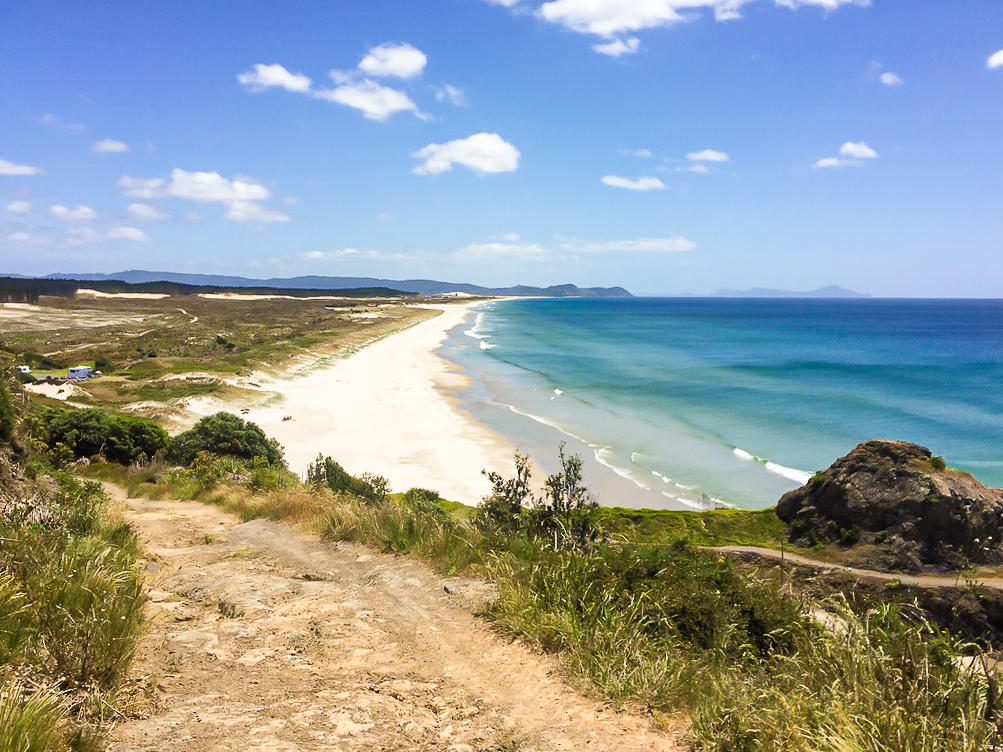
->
[{"left": 776, "top": 440, "right": 1003, "bottom": 571}]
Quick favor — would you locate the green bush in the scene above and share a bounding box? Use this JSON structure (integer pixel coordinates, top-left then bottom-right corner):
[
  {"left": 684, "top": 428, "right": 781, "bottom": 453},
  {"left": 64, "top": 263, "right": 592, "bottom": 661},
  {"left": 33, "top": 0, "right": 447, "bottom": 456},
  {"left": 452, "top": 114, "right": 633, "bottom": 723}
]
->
[
  {"left": 166, "top": 412, "right": 283, "bottom": 467},
  {"left": 43, "top": 409, "right": 168, "bottom": 465},
  {"left": 0, "top": 379, "right": 16, "bottom": 444}
]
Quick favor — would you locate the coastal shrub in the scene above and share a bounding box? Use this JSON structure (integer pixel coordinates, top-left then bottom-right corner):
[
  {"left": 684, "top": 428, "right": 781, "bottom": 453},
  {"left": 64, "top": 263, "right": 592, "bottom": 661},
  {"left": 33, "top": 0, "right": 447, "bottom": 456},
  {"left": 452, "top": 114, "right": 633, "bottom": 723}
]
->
[
  {"left": 0, "top": 379, "right": 16, "bottom": 444},
  {"left": 166, "top": 412, "right": 283, "bottom": 467},
  {"left": 305, "top": 454, "right": 388, "bottom": 503},
  {"left": 477, "top": 446, "right": 601, "bottom": 551},
  {"left": 0, "top": 473, "right": 143, "bottom": 691},
  {"left": 43, "top": 409, "right": 168, "bottom": 465}
]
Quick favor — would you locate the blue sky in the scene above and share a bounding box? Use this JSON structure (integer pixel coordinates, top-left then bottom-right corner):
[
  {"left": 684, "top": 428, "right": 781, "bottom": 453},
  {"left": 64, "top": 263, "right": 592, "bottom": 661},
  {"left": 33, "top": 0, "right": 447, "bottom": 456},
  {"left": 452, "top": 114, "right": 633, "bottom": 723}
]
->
[{"left": 1, "top": 1, "right": 1002, "bottom": 296}]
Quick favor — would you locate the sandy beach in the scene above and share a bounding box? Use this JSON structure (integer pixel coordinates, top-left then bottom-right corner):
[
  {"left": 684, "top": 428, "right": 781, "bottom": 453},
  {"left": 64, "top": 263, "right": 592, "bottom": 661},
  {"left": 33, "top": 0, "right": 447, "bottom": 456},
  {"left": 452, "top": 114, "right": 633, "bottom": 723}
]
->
[{"left": 187, "top": 300, "right": 516, "bottom": 505}]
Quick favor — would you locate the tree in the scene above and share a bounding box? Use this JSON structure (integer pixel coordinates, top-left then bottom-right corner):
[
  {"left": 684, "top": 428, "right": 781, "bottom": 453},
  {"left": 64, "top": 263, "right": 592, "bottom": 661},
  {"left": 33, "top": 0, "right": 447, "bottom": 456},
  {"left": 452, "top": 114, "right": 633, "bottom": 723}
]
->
[
  {"left": 477, "top": 445, "right": 602, "bottom": 551},
  {"left": 166, "top": 412, "right": 283, "bottom": 467},
  {"left": 44, "top": 409, "right": 169, "bottom": 465}
]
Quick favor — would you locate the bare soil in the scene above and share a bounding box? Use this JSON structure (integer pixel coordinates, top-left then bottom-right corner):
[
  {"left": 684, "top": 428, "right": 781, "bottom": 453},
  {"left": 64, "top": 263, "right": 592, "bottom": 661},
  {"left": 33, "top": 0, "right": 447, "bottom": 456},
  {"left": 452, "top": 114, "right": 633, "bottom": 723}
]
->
[{"left": 106, "top": 484, "right": 683, "bottom": 752}]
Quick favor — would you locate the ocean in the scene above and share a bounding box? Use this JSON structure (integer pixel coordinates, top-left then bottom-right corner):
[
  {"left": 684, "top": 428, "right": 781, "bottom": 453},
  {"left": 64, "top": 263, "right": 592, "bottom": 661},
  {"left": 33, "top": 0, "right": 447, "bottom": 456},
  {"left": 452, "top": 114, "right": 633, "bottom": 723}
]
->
[{"left": 440, "top": 298, "right": 1003, "bottom": 511}]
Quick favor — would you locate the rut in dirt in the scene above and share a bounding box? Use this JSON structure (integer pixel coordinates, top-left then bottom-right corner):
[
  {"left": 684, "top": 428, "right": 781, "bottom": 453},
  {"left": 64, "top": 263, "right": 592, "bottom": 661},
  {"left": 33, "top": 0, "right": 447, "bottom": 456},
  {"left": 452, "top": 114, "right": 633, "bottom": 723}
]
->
[{"left": 106, "top": 485, "right": 683, "bottom": 752}]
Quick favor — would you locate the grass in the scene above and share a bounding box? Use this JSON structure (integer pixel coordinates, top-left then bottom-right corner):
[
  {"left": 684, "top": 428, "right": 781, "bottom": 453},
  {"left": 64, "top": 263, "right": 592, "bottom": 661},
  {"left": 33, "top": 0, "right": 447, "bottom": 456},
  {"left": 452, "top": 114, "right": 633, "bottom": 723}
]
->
[
  {"left": 0, "top": 471, "right": 144, "bottom": 751},
  {"left": 41, "top": 428, "right": 1003, "bottom": 752},
  {"left": 596, "top": 507, "right": 789, "bottom": 548},
  {"left": 4, "top": 295, "right": 437, "bottom": 423}
]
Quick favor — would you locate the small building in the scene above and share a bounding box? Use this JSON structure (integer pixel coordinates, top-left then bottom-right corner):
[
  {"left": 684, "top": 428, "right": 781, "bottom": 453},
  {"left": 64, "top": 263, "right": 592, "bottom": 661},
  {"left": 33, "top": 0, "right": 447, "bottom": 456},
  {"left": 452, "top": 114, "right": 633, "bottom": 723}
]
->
[
  {"left": 16, "top": 365, "right": 31, "bottom": 374},
  {"left": 67, "top": 365, "right": 93, "bottom": 379}
]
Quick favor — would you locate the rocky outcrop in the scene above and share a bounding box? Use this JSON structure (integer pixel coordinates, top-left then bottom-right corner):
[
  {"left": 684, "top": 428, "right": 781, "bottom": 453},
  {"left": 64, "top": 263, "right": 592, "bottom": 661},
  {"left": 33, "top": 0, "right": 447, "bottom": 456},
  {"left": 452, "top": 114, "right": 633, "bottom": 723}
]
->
[{"left": 776, "top": 440, "right": 1003, "bottom": 572}]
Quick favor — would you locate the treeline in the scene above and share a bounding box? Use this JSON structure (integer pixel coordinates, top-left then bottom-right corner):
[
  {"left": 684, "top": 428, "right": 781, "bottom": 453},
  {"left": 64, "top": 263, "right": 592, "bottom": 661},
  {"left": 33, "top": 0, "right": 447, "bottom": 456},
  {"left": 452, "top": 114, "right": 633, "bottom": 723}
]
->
[{"left": 0, "top": 276, "right": 415, "bottom": 302}]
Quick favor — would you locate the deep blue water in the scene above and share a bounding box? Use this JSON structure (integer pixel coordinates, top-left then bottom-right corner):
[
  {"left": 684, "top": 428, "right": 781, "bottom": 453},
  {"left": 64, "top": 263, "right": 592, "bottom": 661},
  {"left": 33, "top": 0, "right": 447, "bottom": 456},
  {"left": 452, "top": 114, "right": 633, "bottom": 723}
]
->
[{"left": 441, "top": 298, "right": 1003, "bottom": 510}]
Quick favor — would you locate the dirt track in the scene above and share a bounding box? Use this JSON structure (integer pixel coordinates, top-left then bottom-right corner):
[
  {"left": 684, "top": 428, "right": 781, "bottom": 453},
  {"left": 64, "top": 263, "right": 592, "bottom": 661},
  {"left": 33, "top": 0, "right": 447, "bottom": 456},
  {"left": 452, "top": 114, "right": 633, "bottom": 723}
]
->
[
  {"left": 712, "top": 546, "right": 1003, "bottom": 590},
  {"left": 106, "top": 485, "right": 682, "bottom": 752}
]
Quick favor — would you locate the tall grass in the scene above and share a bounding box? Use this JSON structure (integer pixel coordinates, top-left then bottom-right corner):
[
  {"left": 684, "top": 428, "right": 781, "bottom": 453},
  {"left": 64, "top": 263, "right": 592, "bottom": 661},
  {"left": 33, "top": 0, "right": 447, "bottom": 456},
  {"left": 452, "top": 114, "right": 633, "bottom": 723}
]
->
[
  {"left": 315, "top": 491, "right": 1002, "bottom": 751},
  {"left": 0, "top": 471, "right": 144, "bottom": 750},
  {"left": 0, "top": 683, "right": 66, "bottom": 752}
]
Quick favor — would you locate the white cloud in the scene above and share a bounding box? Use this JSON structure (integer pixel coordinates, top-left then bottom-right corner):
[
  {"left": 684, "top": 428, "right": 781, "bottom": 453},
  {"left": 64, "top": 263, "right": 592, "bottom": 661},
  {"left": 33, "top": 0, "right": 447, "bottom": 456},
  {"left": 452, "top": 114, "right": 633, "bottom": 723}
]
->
[
  {"left": 315, "top": 79, "right": 419, "bottom": 121},
  {"left": 555, "top": 234, "right": 696, "bottom": 253},
  {"left": 6, "top": 231, "right": 43, "bottom": 246},
  {"left": 686, "top": 163, "right": 709, "bottom": 173},
  {"left": 62, "top": 227, "right": 105, "bottom": 247},
  {"left": 814, "top": 141, "right": 878, "bottom": 168},
  {"left": 238, "top": 63, "right": 312, "bottom": 93},
  {"left": 621, "top": 148, "right": 653, "bottom": 158},
  {"left": 40, "top": 113, "right": 84, "bottom": 131},
  {"left": 601, "top": 175, "right": 665, "bottom": 190},
  {"left": 0, "top": 158, "right": 44, "bottom": 176},
  {"left": 687, "top": 148, "right": 729, "bottom": 162},
  {"left": 302, "top": 248, "right": 406, "bottom": 261},
  {"left": 358, "top": 43, "right": 427, "bottom": 79},
  {"left": 813, "top": 156, "right": 845, "bottom": 168},
  {"left": 434, "top": 84, "right": 466, "bottom": 106},
  {"left": 166, "top": 169, "right": 270, "bottom": 202},
  {"left": 989, "top": 49, "right": 1003, "bottom": 69},
  {"left": 92, "top": 139, "right": 129, "bottom": 153},
  {"left": 127, "top": 202, "right": 169, "bottom": 221},
  {"left": 484, "top": 0, "right": 521, "bottom": 6},
  {"left": 5, "top": 200, "right": 31, "bottom": 214},
  {"left": 774, "top": 0, "right": 870, "bottom": 9},
  {"left": 413, "top": 132, "right": 521, "bottom": 176},
  {"left": 224, "top": 200, "right": 291, "bottom": 222},
  {"left": 108, "top": 226, "right": 150, "bottom": 242},
  {"left": 49, "top": 204, "right": 98, "bottom": 221},
  {"left": 593, "top": 37, "right": 641, "bottom": 56},
  {"left": 119, "top": 176, "right": 166, "bottom": 198},
  {"left": 530, "top": 0, "right": 867, "bottom": 38},
  {"left": 839, "top": 141, "right": 878, "bottom": 159},
  {"left": 461, "top": 241, "right": 550, "bottom": 260},
  {"left": 879, "top": 71, "right": 903, "bottom": 86}
]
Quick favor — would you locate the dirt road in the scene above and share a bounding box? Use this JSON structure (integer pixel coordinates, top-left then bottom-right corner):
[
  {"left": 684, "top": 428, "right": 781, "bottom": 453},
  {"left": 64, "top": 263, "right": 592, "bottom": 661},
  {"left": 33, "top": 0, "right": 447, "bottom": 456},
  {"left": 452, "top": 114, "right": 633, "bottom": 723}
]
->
[
  {"left": 712, "top": 545, "right": 1003, "bottom": 590},
  {"left": 106, "top": 485, "right": 681, "bottom": 752}
]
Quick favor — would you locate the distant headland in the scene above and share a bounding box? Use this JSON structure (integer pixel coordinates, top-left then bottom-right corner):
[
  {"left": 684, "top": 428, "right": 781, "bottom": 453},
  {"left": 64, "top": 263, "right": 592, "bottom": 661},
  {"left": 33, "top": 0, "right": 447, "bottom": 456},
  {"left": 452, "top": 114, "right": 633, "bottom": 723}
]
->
[
  {"left": 711, "top": 285, "right": 870, "bottom": 298},
  {"left": 5, "top": 270, "right": 632, "bottom": 299}
]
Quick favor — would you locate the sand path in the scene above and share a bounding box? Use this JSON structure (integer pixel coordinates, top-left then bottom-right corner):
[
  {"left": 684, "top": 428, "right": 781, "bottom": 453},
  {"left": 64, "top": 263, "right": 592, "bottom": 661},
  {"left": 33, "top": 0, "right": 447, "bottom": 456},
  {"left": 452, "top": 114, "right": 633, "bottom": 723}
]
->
[
  {"left": 714, "top": 545, "right": 1003, "bottom": 590},
  {"left": 106, "top": 484, "right": 682, "bottom": 752}
]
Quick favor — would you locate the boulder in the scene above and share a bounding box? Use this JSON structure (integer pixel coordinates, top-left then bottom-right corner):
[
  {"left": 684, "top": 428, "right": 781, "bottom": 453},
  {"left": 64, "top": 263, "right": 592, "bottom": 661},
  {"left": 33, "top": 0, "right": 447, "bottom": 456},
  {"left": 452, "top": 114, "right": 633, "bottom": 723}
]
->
[{"left": 776, "top": 440, "right": 1003, "bottom": 571}]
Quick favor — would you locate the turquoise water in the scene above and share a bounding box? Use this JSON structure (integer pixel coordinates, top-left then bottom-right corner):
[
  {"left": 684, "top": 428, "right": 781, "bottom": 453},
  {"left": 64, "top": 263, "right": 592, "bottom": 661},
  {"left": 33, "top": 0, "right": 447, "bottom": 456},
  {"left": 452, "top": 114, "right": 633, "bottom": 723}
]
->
[{"left": 440, "top": 298, "right": 1003, "bottom": 510}]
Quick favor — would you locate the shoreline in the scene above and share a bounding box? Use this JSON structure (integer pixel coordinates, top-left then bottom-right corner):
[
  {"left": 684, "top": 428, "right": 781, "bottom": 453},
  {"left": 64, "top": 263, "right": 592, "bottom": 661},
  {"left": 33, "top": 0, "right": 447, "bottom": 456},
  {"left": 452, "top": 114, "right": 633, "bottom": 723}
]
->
[{"left": 185, "top": 299, "right": 518, "bottom": 505}]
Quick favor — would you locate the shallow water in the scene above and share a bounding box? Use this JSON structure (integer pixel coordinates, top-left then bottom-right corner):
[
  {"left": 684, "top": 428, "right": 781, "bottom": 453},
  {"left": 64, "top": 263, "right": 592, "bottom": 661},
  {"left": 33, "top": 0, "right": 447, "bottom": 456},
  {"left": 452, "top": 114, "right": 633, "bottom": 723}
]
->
[{"left": 441, "top": 298, "right": 1003, "bottom": 510}]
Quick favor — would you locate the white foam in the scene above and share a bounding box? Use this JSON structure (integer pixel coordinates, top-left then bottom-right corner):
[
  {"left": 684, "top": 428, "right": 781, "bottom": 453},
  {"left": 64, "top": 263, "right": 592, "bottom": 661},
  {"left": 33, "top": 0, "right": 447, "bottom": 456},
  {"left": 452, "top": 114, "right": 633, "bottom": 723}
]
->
[
  {"left": 594, "top": 447, "right": 650, "bottom": 489},
  {"left": 765, "top": 461, "right": 812, "bottom": 484},
  {"left": 733, "top": 447, "right": 756, "bottom": 461},
  {"left": 553, "top": 388, "right": 563, "bottom": 395},
  {"left": 479, "top": 340, "right": 496, "bottom": 350}
]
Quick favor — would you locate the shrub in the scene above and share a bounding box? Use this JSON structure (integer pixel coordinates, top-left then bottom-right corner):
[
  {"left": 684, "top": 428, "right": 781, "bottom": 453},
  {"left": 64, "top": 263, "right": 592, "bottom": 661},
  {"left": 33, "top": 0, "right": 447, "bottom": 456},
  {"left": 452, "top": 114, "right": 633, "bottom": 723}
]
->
[
  {"left": 0, "top": 377, "right": 18, "bottom": 444},
  {"left": 43, "top": 409, "right": 168, "bottom": 465},
  {"left": 931, "top": 455, "right": 948, "bottom": 471},
  {"left": 477, "top": 446, "right": 601, "bottom": 551},
  {"left": 166, "top": 412, "right": 283, "bottom": 467}
]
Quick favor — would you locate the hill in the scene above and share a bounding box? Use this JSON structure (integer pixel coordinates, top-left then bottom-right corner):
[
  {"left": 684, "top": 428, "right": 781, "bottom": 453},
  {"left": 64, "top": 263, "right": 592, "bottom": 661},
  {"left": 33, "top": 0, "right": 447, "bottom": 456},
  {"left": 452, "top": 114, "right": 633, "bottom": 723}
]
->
[
  {"left": 711, "top": 285, "right": 870, "bottom": 298},
  {"left": 38, "top": 270, "right": 633, "bottom": 298}
]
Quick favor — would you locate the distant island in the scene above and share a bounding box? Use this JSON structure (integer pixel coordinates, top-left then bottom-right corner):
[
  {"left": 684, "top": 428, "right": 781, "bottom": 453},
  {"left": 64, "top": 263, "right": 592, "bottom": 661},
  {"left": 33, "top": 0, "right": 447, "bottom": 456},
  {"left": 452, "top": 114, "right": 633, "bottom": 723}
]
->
[
  {"left": 17, "top": 270, "right": 633, "bottom": 299},
  {"left": 711, "top": 285, "right": 870, "bottom": 299}
]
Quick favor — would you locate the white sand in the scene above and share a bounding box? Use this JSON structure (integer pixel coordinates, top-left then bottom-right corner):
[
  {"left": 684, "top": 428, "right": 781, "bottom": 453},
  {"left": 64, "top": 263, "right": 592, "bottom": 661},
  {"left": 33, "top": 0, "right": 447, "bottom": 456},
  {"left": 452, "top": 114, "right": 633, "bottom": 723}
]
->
[
  {"left": 187, "top": 301, "right": 516, "bottom": 505},
  {"left": 76, "top": 289, "right": 171, "bottom": 299},
  {"left": 197, "top": 293, "right": 359, "bottom": 302}
]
